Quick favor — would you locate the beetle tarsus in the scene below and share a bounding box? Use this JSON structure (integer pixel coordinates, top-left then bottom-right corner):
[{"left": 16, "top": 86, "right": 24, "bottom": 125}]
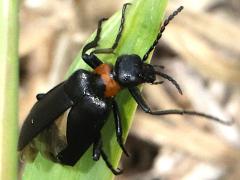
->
[
  {"left": 117, "top": 139, "right": 130, "bottom": 157},
  {"left": 101, "top": 149, "right": 123, "bottom": 175},
  {"left": 90, "top": 3, "right": 131, "bottom": 55},
  {"left": 82, "top": 18, "right": 108, "bottom": 56}
]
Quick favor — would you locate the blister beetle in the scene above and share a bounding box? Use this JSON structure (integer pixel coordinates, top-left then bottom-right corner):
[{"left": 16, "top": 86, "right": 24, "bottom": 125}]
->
[{"left": 18, "top": 4, "right": 231, "bottom": 175}]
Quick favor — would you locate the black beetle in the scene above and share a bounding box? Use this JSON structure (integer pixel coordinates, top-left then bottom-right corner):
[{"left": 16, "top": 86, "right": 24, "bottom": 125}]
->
[{"left": 18, "top": 4, "right": 231, "bottom": 175}]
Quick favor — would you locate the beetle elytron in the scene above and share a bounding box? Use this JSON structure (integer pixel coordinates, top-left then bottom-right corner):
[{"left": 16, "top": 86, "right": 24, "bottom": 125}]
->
[{"left": 18, "top": 3, "right": 231, "bottom": 175}]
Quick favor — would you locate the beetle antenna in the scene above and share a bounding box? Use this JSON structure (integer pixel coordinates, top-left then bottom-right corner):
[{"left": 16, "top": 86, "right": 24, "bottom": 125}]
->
[
  {"left": 142, "top": 6, "right": 184, "bottom": 62},
  {"left": 154, "top": 71, "right": 183, "bottom": 95}
]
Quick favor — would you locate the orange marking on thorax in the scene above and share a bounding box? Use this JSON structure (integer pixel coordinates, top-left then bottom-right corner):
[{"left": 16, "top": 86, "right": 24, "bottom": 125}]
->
[{"left": 94, "top": 64, "right": 121, "bottom": 97}]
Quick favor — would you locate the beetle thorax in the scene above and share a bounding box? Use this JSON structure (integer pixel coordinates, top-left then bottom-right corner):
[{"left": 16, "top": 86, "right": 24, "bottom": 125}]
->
[{"left": 94, "top": 63, "right": 121, "bottom": 97}]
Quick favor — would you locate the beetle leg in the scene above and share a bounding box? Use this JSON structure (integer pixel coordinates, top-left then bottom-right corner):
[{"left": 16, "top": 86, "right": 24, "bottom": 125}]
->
[
  {"left": 82, "top": 18, "right": 108, "bottom": 56},
  {"left": 36, "top": 93, "right": 45, "bottom": 100},
  {"left": 142, "top": 6, "right": 184, "bottom": 62},
  {"left": 90, "top": 48, "right": 115, "bottom": 55},
  {"left": 100, "top": 149, "right": 123, "bottom": 175},
  {"left": 92, "top": 134, "right": 123, "bottom": 174},
  {"left": 82, "top": 18, "right": 108, "bottom": 69},
  {"left": 112, "top": 100, "right": 129, "bottom": 157},
  {"left": 92, "top": 134, "right": 102, "bottom": 161},
  {"left": 128, "top": 86, "right": 231, "bottom": 125},
  {"left": 90, "top": 3, "right": 131, "bottom": 55},
  {"left": 111, "top": 3, "right": 131, "bottom": 50}
]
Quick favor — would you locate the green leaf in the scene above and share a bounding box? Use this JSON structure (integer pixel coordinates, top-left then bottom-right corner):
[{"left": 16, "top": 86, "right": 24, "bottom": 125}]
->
[
  {"left": 0, "top": 0, "right": 19, "bottom": 180},
  {"left": 23, "top": 0, "right": 168, "bottom": 179}
]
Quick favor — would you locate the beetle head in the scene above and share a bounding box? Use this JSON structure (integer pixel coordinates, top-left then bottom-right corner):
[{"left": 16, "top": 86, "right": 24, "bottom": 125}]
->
[
  {"left": 114, "top": 54, "right": 156, "bottom": 87},
  {"left": 114, "top": 54, "right": 182, "bottom": 94}
]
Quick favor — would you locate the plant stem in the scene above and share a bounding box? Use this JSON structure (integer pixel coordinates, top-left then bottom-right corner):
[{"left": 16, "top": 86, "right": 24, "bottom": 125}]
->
[{"left": 0, "top": 0, "right": 19, "bottom": 179}]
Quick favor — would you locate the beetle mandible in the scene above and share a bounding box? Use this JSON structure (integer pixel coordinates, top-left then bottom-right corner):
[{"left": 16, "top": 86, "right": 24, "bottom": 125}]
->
[{"left": 18, "top": 4, "right": 231, "bottom": 175}]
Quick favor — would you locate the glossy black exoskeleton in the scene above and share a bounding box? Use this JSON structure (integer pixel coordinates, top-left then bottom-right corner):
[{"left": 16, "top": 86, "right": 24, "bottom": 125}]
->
[{"left": 18, "top": 4, "right": 231, "bottom": 175}]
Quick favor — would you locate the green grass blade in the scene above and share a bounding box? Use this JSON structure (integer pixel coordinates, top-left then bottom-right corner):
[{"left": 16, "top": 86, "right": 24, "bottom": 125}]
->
[
  {"left": 0, "top": 0, "right": 19, "bottom": 179},
  {"left": 22, "top": 0, "right": 167, "bottom": 179}
]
